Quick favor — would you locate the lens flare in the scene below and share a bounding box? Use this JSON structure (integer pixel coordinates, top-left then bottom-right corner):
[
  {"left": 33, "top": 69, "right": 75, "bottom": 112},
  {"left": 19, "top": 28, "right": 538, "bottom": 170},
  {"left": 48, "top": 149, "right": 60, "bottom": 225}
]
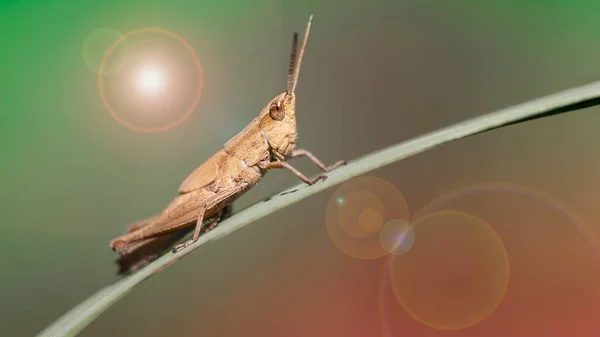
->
[
  {"left": 82, "top": 28, "right": 128, "bottom": 75},
  {"left": 379, "top": 219, "right": 415, "bottom": 255},
  {"left": 336, "top": 191, "right": 385, "bottom": 238},
  {"left": 389, "top": 210, "right": 509, "bottom": 331},
  {"left": 377, "top": 181, "right": 596, "bottom": 335},
  {"left": 358, "top": 207, "right": 383, "bottom": 233},
  {"left": 98, "top": 27, "right": 203, "bottom": 133},
  {"left": 136, "top": 66, "right": 164, "bottom": 94},
  {"left": 378, "top": 257, "right": 413, "bottom": 337},
  {"left": 325, "top": 176, "right": 410, "bottom": 260},
  {"left": 412, "top": 181, "right": 598, "bottom": 260}
]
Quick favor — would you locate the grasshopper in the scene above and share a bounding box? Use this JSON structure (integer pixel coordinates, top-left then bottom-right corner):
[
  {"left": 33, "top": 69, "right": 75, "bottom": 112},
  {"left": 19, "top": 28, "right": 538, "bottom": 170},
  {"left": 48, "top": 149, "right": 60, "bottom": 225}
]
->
[{"left": 110, "top": 15, "right": 346, "bottom": 274}]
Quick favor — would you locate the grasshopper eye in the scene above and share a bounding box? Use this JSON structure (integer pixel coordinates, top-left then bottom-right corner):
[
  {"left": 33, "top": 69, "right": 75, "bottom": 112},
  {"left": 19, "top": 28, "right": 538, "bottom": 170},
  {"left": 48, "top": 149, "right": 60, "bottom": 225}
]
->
[{"left": 269, "top": 102, "right": 285, "bottom": 121}]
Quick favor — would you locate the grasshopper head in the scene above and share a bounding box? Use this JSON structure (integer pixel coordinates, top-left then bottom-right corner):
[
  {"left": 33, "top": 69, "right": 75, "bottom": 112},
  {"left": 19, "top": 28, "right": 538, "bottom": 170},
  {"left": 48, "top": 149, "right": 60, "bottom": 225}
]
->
[
  {"left": 259, "top": 15, "right": 312, "bottom": 157},
  {"left": 259, "top": 91, "right": 297, "bottom": 156}
]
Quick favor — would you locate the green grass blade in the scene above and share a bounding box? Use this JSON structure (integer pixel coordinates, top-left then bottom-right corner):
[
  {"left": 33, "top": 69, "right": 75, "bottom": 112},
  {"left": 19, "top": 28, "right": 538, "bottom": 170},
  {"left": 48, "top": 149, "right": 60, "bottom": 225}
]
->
[{"left": 35, "top": 80, "right": 600, "bottom": 337}]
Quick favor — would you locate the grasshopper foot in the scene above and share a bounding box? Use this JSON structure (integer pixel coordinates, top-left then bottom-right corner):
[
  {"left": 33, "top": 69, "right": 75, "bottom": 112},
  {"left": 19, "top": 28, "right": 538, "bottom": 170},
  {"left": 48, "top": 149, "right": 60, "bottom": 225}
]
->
[
  {"left": 324, "top": 160, "right": 347, "bottom": 172},
  {"left": 172, "top": 239, "right": 196, "bottom": 253},
  {"left": 308, "top": 175, "right": 328, "bottom": 185}
]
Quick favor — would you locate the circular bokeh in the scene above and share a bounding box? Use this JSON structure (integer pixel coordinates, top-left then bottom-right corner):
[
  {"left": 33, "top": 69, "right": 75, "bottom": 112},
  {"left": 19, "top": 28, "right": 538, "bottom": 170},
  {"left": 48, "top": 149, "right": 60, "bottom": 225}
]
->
[
  {"left": 82, "top": 28, "right": 129, "bottom": 75},
  {"left": 389, "top": 210, "right": 509, "bottom": 330},
  {"left": 378, "top": 256, "right": 405, "bottom": 337},
  {"left": 412, "top": 181, "right": 598, "bottom": 260},
  {"left": 336, "top": 190, "right": 385, "bottom": 238},
  {"left": 378, "top": 181, "right": 595, "bottom": 335},
  {"left": 98, "top": 27, "right": 203, "bottom": 133},
  {"left": 379, "top": 219, "right": 415, "bottom": 255},
  {"left": 325, "top": 176, "right": 410, "bottom": 260}
]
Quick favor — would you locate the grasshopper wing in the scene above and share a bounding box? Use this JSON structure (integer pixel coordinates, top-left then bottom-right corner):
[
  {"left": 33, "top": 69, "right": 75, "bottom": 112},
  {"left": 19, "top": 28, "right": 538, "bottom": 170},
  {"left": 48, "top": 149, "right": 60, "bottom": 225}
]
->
[
  {"left": 178, "top": 150, "right": 228, "bottom": 194},
  {"left": 111, "top": 184, "right": 245, "bottom": 252}
]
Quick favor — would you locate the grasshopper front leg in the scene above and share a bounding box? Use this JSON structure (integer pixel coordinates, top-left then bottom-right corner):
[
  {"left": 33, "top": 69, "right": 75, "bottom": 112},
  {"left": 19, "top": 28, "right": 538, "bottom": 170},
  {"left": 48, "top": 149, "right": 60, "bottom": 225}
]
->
[
  {"left": 266, "top": 160, "right": 327, "bottom": 185},
  {"left": 285, "top": 149, "right": 347, "bottom": 172}
]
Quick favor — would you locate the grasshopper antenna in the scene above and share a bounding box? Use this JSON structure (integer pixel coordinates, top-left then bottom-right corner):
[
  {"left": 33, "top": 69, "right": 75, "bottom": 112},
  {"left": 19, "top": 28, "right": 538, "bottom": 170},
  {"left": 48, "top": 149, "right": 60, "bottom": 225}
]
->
[
  {"left": 286, "top": 32, "right": 298, "bottom": 94},
  {"left": 288, "top": 14, "right": 313, "bottom": 94}
]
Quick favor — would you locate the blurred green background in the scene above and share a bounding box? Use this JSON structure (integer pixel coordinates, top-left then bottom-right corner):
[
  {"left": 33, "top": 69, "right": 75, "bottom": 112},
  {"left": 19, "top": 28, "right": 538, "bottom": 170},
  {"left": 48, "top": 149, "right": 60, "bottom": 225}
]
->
[{"left": 3, "top": 0, "right": 600, "bottom": 336}]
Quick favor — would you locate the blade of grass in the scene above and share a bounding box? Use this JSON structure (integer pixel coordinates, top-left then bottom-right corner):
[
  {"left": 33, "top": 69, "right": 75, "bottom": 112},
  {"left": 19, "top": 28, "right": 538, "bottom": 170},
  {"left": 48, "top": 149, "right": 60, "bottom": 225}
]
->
[{"left": 36, "top": 80, "right": 600, "bottom": 337}]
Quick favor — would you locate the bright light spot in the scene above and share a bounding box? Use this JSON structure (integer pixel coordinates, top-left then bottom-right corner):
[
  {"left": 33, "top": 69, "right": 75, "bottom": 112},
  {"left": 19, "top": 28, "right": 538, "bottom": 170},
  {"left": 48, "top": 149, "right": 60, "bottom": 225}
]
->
[
  {"left": 136, "top": 66, "right": 164, "bottom": 94},
  {"left": 379, "top": 219, "right": 414, "bottom": 255}
]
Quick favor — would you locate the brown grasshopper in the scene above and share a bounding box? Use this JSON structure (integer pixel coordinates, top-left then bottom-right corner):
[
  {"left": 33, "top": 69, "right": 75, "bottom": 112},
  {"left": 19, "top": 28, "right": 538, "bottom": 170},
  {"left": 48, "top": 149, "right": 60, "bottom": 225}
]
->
[{"left": 110, "top": 15, "right": 346, "bottom": 274}]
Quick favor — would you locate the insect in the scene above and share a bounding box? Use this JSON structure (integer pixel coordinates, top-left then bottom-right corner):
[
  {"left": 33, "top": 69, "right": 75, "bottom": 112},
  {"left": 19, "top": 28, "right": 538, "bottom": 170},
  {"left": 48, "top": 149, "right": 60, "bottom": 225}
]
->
[{"left": 109, "top": 15, "right": 347, "bottom": 274}]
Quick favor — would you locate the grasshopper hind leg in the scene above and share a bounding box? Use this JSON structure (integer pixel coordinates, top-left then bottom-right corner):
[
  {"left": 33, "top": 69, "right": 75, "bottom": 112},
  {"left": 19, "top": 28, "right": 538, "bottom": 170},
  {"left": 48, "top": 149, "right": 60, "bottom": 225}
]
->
[
  {"left": 116, "top": 229, "right": 190, "bottom": 275},
  {"left": 171, "top": 204, "right": 233, "bottom": 253},
  {"left": 203, "top": 204, "right": 232, "bottom": 233},
  {"left": 116, "top": 205, "right": 233, "bottom": 274}
]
